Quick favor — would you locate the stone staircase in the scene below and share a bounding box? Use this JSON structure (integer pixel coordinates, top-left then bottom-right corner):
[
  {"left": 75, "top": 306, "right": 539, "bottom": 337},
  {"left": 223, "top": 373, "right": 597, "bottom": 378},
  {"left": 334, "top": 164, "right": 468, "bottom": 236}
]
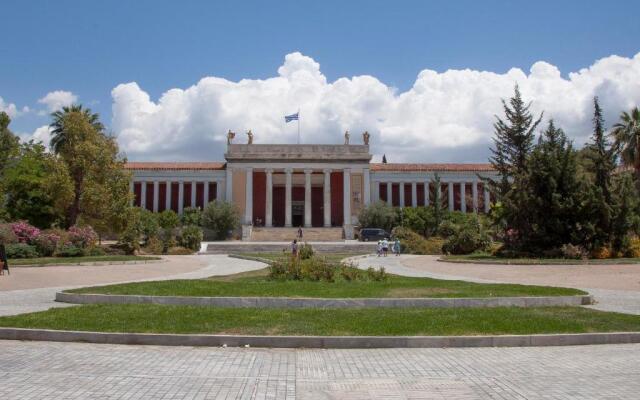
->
[{"left": 250, "top": 227, "right": 344, "bottom": 242}]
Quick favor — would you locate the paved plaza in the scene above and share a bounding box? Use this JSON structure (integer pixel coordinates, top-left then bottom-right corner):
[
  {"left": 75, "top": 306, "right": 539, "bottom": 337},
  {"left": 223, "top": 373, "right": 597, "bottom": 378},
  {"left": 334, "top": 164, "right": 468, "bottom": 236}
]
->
[{"left": 1, "top": 340, "right": 639, "bottom": 399}]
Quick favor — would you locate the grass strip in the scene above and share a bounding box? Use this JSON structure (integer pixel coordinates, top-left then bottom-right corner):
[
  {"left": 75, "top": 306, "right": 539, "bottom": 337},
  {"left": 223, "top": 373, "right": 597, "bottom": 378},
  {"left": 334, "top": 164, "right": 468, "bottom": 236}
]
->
[
  {"left": 68, "top": 267, "right": 584, "bottom": 298},
  {"left": 0, "top": 304, "right": 638, "bottom": 336}
]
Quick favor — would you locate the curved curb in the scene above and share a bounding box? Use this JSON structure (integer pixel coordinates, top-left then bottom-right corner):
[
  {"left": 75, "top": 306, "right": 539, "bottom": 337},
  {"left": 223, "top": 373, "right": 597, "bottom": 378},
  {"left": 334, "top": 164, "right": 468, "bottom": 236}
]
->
[
  {"left": 14, "top": 258, "right": 165, "bottom": 268},
  {"left": 56, "top": 292, "right": 593, "bottom": 309},
  {"left": 437, "top": 257, "right": 640, "bottom": 266},
  {"left": 0, "top": 327, "right": 638, "bottom": 348}
]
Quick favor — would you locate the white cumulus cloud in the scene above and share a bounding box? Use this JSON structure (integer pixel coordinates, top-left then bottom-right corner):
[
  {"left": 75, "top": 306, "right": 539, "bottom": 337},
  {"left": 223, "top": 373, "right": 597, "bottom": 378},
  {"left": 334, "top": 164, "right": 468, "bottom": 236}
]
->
[
  {"left": 0, "top": 96, "right": 19, "bottom": 118},
  {"left": 38, "top": 90, "right": 78, "bottom": 113},
  {"left": 111, "top": 51, "right": 640, "bottom": 162}
]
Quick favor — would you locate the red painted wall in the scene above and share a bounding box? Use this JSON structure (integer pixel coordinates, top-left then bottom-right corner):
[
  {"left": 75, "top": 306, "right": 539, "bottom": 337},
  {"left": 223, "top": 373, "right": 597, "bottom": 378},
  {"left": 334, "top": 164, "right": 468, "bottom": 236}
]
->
[
  {"left": 145, "top": 183, "right": 154, "bottom": 211},
  {"left": 330, "top": 171, "right": 343, "bottom": 226},
  {"left": 417, "top": 183, "right": 425, "bottom": 206},
  {"left": 272, "top": 187, "right": 285, "bottom": 226},
  {"left": 183, "top": 183, "right": 192, "bottom": 208},
  {"left": 311, "top": 187, "right": 323, "bottom": 227},
  {"left": 252, "top": 171, "right": 266, "bottom": 226},
  {"left": 379, "top": 183, "right": 388, "bottom": 203},
  {"left": 403, "top": 184, "right": 412, "bottom": 207},
  {"left": 208, "top": 182, "right": 217, "bottom": 202},
  {"left": 195, "top": 183, "right": 205, "bottom": 209},
  {"left": 391, "top": 184, "right": 400, "bottom": 207},
  {"left": 158, "top": 183, "right": 167, "bottom": 211},
  {"left": 133, "top": 183, "right": 142, "bottom": 207},
  {"left": 171, "top": 183, "right": 179, "bottom": 213}
]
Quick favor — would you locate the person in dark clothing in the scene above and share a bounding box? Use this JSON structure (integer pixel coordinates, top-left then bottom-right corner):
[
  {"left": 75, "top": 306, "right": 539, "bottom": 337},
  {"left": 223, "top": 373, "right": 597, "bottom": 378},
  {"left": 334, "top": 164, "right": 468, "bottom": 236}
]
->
[{"left": 0, "top": 243, "right": 8, "bottom": 275}]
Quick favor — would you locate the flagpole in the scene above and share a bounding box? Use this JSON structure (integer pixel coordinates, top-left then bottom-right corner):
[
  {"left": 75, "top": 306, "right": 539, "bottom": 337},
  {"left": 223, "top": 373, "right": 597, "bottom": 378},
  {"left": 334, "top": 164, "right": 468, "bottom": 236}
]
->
[{"left": 297, "top": 107, "right": 300, "bottom": 144}]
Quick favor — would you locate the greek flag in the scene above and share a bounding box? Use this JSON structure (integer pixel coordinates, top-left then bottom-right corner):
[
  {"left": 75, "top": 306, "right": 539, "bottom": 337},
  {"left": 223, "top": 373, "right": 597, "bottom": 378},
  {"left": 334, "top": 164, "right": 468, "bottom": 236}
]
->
[{"left": 285, "top": 112, "right": 299, "bottom": 123}]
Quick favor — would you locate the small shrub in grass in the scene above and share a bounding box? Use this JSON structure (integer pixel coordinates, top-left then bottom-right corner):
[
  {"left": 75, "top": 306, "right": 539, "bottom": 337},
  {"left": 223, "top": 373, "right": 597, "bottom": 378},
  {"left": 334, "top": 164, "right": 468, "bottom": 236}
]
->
[
  {"left": 437, "top": 220, "right": 456, "bottom": 238},
  {"left": 302, "top": 257, "right": 335, "bottom": 282},
  {"left": 591, "top": 245, "right": 612, "bottom": 260},
  {"left": 442, "top": 216, "right": 491, "bottom": 255},
  {"left": 158, "top": 210, "right": 180, "bottom": 230},
  {"left": 366, "top": 266, "right": 388, "bottom": 281},
  {"left": 299, "top": 243, "right": 314, "bottom": 260},
  {"left": 56, "top": 245, "right": 85, "bottom": 257},
  {"left": 625, "top": 237, "right": 640, "bottom": 258},
  {"left": 143, "top": 237, "right": 164, "bottom": 255},
  {"left": 159, "top": 228, "right": 177, "bottom": 253},
  {"left": 202, "top": 201, "right": 240, "bottom": 240},
  {"left": 179, "top": 225, "right": 203, "bottom": 251},
  {"left": 85, "top": 246, "right": 106, "bottom": 256},
  {"left": 339, "top": 266, "right": 361, "bottom": 281},
  {"left": 166, "top": 246, "right": 195, "bottom": 255},
  {"left": 181, "top": 207, "right": 202, "bottom": 226},
  {"left": 6, "top": 243, "right": 38, "bottom": 258},
  {"left": 0, "top": 224, "right": 18, "bottom": 244},
  {"left": 393, "top": 227, "right": 442, "bottom": 255},
  {"left": 560, "top": 244, "right": 588, "bottom": 260},
  {"left": 268, "top": 258, "right": 288, "bottom": 279}
]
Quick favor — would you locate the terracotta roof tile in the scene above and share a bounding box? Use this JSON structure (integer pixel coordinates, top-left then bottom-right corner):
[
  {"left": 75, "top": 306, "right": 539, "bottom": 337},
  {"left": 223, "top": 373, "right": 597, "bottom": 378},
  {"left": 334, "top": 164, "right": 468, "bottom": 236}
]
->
[
  {"left": 370, "top": 163, "right": 494, "bottom": 172},
  {"left": 125, "top": 162, "right": 225, "bottom": 171}
]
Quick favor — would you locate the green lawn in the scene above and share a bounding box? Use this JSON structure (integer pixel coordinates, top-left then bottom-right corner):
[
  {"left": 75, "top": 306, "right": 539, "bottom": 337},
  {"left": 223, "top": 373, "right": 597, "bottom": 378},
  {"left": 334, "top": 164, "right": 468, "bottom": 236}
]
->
[
  {"left": 441, "top": 253, "right": 640, "bottom": 265},
  {"left": 10, "top": 255, "right": 162, "bottom": 266},
  {"left": 1, "top": 304, "right": 638, "bottom": 336},
  {"left": 68, "top": 266, "right": 585, "bottom": 298}
]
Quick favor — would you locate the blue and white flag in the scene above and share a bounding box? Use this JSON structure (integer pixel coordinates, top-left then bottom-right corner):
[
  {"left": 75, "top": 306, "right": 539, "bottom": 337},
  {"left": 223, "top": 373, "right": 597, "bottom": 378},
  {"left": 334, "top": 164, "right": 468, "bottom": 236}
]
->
[{"left": 285, "top": 112, "right": 299, "bottom": 123}]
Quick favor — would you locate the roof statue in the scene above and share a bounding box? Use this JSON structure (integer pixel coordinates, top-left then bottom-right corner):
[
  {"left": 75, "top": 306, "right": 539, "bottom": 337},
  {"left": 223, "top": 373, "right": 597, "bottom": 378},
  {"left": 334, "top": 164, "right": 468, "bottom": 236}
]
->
[
  {"left": 246, "top": 129, "right": 253, "bottom": 144},
  {"left": 344, "top": 130, "right": 350, "bottom": 145},
  {"left": 227, "top": 130, "right": 236, "bottom": 145},
  {"left": 362, "top": 131, "right": 370, "bottom": 145}
]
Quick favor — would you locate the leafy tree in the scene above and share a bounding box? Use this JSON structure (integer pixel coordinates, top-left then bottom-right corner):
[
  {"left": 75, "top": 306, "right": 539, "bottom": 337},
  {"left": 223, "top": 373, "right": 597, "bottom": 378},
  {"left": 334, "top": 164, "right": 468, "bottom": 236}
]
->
[
  {"left": 201, "top": 200, "right": 240, "bottom": 240},
  {"left": 48, "top": 104, "right": 131, "bottom": 229},
  {"left": 0, "top": 112, "right": 20, "bottom": 173},
  {"left": 158, "top": 210, "right": 180, "bottom": 229},
  {"left": 357, "top": 201, "right": 397, "bottom": 233},
  {"left": 489, "top": 85, "right": 542, "bottom": 197},
  {"left": 3, "top": 142, "right": 72, "bottom": 228},
  {"left": 181, "top": 207, "right": 202, "bottom": 226},
  {"left": 610, "top": 174, "right": 638, "bottom": 254},
  {"left": 611, "top": 106, "right": 640, "bottom": 183}
]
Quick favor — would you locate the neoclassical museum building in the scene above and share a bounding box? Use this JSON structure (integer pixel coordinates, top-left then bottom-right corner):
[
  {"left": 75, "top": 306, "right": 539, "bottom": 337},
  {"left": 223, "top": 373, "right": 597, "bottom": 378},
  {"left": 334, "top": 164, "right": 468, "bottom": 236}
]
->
[{"left": 125, "top": 133, "right": 498, "bottom": 239}]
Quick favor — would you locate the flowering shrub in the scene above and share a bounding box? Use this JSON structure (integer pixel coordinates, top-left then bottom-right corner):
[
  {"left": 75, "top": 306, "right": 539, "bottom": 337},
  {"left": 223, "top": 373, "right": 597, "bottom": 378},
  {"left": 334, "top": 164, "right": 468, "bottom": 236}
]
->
[
  {"left": 10, "top": 221, "right": 40, "bottom": 244},
  {"left": 33, "top": 231, "right": 63, "bottom": 257},
  {"left": 0, "top": 224, "right": 18, "bottom": 244},
  {"left": 67, "top": 225, "right": 98, "bottom": 248}
]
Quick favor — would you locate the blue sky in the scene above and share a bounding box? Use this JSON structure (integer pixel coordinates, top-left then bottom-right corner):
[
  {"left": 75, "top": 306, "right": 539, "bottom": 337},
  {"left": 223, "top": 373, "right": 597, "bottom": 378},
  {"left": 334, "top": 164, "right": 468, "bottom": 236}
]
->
[{"left": 2, "top": 0, "right": 640, "bottom": 161}]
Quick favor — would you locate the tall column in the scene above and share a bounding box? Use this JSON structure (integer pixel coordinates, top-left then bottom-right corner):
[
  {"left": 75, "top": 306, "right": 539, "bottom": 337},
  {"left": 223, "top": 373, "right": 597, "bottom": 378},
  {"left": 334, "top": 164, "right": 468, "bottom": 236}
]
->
[
  {"left": 436, "top": 182, "right": 442, "bottom": 208},
  {"left": 216, "top": 180, "right": 222, "bottom": 201},
  {"left": 191, "top": 181, "right": 197, "bottom": 209},
  {"left": 448, "top": 181, "right": 454, "bottom": 211},
  {"left": 411, "top": 182, "right": 417, "bottom": 208},
  {"left": 245, "top": 168, "right": 253, "bottom": 225},
  {"left": 203, "top": 181, "right": 209, "bottom": 206},
  {"left": 265, "top": 169, "right": 273, "bottom": 227},
  {"left": 363, "top": 168, "right": 371, "bottom": 206},
  {"left": 472, "top": 180, "right": 478, "bottom": 213},
  {"left": 386, "top": 182, "right": 392, "bottom": 204},
  {"left": 129, "top": 181, "right": 134, "bottom": 206},
  {"left": 178, "top": 182, "right": 184, "bottom": 214},
  {"left": 323, "top": 169, "right": 332, "bottom": 227},
  {"left": 460, "top": 182, "right": 466, "bottom": 213},
  {"left": 343, "top": 168, "right": 352, "bottom": 226},
  {"left": 399, "top": 182, "right": 405, "bottom": 207},
  {"left": 373, "top": 182, "right": 380, "bottom": 203},
  {"left": 285, "top": 168, "right": 292, "bottom": 227},
  {"left": 304, "top": 169, "right": 312, "bottom": 227},
  {"left": 153, "top": 181, "right": 159, "bottom": 212},
  {"left": 484, "top": 184, "right": 491, "bottom": 213},
  {"left": 166, "top": 181, "right": 172, "bottom": 211},
  {"left": 140, "top": 181, "right": 147, "bottom": 209},
  {"left": 424, "top": 180, "right": 430, "bottom": 206},
  {"left": 225, "top": 168, "right": 233, "bottom": 202}
]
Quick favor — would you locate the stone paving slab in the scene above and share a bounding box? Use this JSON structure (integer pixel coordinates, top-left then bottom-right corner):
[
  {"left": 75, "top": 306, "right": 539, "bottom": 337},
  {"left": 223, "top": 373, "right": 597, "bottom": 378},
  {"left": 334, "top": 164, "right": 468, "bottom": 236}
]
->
[{"left": 1, "top": 340, "right": 639, "bottom": 399}]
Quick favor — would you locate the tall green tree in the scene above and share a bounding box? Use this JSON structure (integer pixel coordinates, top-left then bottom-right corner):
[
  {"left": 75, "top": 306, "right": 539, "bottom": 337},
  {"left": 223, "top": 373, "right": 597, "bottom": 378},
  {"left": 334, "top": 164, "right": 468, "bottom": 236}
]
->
[
  {"left": 48, "top": 104, "right": 131, "bottom": 230},
  {"left": 611, "top": 106, "right": 640, "bottom": 183},
  {"left": 0, "top": 112, "right": 21, "bottom": 219},
  {"left": 583, "top": 97, "right": 618, "bottom": 248},
  {"left": 489, "top": 84, "right": 542, "bottom": 196}
]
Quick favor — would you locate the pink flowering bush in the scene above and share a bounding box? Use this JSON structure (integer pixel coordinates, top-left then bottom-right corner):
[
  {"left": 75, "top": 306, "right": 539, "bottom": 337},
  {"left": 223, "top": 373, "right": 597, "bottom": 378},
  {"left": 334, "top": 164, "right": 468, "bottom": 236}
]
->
[
  {"left": 67, "top": 225, "right": 98, "bottom": 248},
  {"left": 33, "top": 230, "right": 64, "bottom": 257},
  {"left": 10, "top": 221, "right": 40, "bottom": 244}
]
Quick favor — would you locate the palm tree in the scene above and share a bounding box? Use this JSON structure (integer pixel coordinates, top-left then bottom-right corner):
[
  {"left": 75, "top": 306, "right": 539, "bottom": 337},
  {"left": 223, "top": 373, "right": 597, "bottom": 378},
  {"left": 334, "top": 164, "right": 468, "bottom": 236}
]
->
[
  {"left": 611, "top": 107, "right": 640, "bottom": 180},
  {"left": 49, "top": 104, "right": 104, "bottom": 154}
]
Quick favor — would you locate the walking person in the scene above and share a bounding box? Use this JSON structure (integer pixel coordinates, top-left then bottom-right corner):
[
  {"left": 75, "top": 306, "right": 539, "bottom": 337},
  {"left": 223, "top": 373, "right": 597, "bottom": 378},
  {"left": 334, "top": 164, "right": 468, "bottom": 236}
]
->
[
  {"left": 381, "top": 238, "right": 389, "bottom": 257},
  {"left": 291, "top": 239, "right": 299, "bottom": 259},
  {"left": 376, "top": 240, "right": 383, "bottom": 257},
  {"left": 297, "top": 226, "right": 303, "bottom": 239},
  {"left": 0, "top": 243, "right": 9, "bottom": 276},
  {"left": 393, "top": 238, "right": 401, "bottom": 256}
]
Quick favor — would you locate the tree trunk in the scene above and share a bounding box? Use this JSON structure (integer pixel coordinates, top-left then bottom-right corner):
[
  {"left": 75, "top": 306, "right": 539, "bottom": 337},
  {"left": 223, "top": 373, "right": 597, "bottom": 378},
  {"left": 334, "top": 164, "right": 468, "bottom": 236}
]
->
[{"left": 68, "top": 175, "right": 83, "bottom": 227}]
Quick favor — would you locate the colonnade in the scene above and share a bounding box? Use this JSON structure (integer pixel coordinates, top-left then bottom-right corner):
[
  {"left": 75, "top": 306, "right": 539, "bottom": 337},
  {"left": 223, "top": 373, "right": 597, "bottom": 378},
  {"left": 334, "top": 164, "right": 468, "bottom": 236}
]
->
[
  {"left": 374, "top": 180, "right": 490, "bottom": 213},
  {"left": 130, "top": 180, "right": 222, "bottom": 214}
]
